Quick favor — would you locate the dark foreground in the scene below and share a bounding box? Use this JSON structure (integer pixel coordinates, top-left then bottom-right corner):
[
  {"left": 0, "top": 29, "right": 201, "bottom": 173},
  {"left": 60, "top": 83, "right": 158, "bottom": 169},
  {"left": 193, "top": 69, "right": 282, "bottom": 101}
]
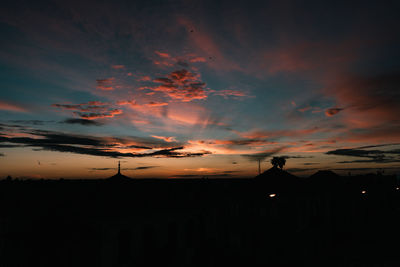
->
[{"left": 0, "top": 169, "right": 399, "bottom": 267}]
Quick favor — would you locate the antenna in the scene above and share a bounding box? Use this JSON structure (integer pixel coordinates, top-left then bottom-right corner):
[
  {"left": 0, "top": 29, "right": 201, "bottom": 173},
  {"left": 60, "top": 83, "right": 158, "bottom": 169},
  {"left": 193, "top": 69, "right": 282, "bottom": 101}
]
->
[
  {"left": 258, "top": 159, "right": 261, "bottom": 175},
  {"left": 118, "top": 161, "right": 121, "bottom": 174}
]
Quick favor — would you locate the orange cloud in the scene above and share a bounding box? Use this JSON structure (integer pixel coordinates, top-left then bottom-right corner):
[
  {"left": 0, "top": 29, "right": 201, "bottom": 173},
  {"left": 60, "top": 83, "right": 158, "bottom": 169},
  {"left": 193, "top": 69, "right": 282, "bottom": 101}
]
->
[
  {"left": 325, "top": 107, "right": 343, "bottom": 117},
  {"left": 154, "top": 51, "right": 171, "bottom": 58},
  {"left": 146, "top": 101, "right": 168, "bottom": 107},
  {"left": 151, "top": 135, "right": 177, "bottom": 142},
  {"left": 189, "top": 56, "right": 207, "bottom": 63}
]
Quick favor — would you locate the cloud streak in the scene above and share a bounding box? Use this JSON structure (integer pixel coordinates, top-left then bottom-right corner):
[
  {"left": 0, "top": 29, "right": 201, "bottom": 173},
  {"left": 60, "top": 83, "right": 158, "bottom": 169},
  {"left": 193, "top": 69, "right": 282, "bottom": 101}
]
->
[
  {"left": 61, "top": 118, "right": 104, "bottom": 126},
  {"left": 0, "top": 124, "right": 210, "bottom": 159},
  {"left": 52, "top": 101, "right": 123, "bottom": 120},
  {"left": 96, "top": 78, "right": 115, "bottom": 91},
  {"left": 0, "top": 100, "right": 27, "bottom": 113},
  {"left": 326, "top": 144, "right": 400, "bottom": 164}
]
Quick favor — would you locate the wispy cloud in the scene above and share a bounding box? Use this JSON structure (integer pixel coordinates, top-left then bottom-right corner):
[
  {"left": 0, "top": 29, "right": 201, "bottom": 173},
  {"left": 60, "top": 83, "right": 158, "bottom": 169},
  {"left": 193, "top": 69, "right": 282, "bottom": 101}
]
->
[
  {"left": 212, "top": 89, "right": 249, "bottom": 99},
  {"left": 242, "top": 147, "right": 284, "bottom": 162},
  {"left": 96, "top": 78, "right": 115, "bottom": 90},
  {"left": 111, "top": 65, "right": 125, "bottom": 69},
  {"left": 0, "top": 100, "right": 27, "bottom": 113},
  {"left": 89, "top": 166, "right": 158, "bottom": 171}
]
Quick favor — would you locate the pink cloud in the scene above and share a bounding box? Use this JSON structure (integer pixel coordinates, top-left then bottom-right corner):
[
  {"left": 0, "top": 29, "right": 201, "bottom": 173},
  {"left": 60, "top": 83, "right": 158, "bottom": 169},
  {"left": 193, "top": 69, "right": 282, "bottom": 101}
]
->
[
  {"left": 176, "top": 17, "right": 242, "bottom": 72},
  {"left": 323, "top": 72, "right": 400, "bottom": 142},
  {"left": 238, "top": 127, "right": 320, "bottom": 139},
  {"left": 0, "top": 100, "right": 27, "bottom": 112},
  {"left": 111, "top": 65, "right": 125, "bottom": 69},
  {"left": 137, "top": 75, "right": 152, "bottom": 82},
  {"left": 150, "top": 69, "right": 208, "bottom": 102}
]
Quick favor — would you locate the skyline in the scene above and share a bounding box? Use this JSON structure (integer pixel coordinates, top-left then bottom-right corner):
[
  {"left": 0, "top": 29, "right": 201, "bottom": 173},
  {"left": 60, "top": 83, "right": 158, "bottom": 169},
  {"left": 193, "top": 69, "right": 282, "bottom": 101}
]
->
[{"left": 1, "top": 0, "right": 400, "bottom": 179}]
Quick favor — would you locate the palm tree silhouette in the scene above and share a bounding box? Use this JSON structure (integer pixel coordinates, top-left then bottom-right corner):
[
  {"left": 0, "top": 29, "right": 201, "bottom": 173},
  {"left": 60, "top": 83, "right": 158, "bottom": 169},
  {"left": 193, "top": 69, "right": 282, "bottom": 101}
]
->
[{"left": 271, "top": 157, "right": 286, "bottom": 169}]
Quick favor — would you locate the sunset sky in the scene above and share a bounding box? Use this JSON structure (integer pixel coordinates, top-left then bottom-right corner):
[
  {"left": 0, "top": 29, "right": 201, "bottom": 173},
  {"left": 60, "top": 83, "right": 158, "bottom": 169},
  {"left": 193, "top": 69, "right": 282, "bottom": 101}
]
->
[{"left": 1, "top": 0, "right": 400, "bottom": 179}]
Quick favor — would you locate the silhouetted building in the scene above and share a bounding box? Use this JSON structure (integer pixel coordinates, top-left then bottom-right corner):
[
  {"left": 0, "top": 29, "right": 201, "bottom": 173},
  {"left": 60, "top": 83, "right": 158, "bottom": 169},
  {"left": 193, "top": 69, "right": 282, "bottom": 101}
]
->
[
  {"left": 108, "top": 161, "right": 132, "bottom": 181},
  {"left": 255, "top": 166, "right": 301, "bottom": 193}
]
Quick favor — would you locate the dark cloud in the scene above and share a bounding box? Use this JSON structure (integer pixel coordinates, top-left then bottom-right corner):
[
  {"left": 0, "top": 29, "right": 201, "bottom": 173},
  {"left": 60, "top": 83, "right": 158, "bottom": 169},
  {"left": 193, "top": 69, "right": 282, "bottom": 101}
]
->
[
  {"left": 52, "top": 101, "right": 123, "bottom": 120},
  {"left": 62, "top": 118, "right": 104, "bottom": 126},
  {"left": 89, "top": 168, "right": 114, "bottom": 171},
  {"left": 326, "top": 145, "right": 400, "bottom": 164},
  {"left": 127, "top": 166, "right": 158, "bottom": 170},
  {"left": 170, "top": 173, "right": 234, "bottom": 178},
  {"left": 7, "top": 120, "right": 54, "bottom": 125},
  {"left": 357, "top": 143, "right": 400, "bottom": 149},
  {"left": 125, "top": 144, "right": 153, "bottom": 149},
  {"left": 280, "top": 155, "right": 314, "bottom": 159},
  {"left": 242, "top": 147, "right": 284, "bottom": 162},
  {"left": 325, "top": 107, "right": 343, "bottom": 117},
  {"left": 0, "top": 124, "right": 211, "bottom": 159},
  {"left": 176, "top": 60, "right": 189, "bottom": 67},
  {"left": 0, "top": 144, "right": 21, "bottom": 148},
  {"left": 286, "top": 167, "right": 319, "bottom": 173},
  {"left": 221, "top": 170, "right": 240, "bottom": 174},
  {"left": 333, "top": 166, "right": 400, "bottom": 172}
]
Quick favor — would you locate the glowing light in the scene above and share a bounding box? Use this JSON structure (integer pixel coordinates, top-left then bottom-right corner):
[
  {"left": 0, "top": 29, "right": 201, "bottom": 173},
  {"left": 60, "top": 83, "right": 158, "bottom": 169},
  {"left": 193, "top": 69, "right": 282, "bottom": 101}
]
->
[
  {"left": 361, "top": 190, "right": 366, "bottom": 194},
  {"left": 269, "top": 193, "right": 277, "bottom": 198},
  {"left": 396, "top": 187, "right": 399, "bottom": 190}
]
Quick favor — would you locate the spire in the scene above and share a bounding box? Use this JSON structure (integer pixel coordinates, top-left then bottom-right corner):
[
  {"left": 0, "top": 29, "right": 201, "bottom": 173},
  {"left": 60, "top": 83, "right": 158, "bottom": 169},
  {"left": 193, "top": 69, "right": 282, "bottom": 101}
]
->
[{"left": 118, "top": 161, "right": 121, "bottom": 174}]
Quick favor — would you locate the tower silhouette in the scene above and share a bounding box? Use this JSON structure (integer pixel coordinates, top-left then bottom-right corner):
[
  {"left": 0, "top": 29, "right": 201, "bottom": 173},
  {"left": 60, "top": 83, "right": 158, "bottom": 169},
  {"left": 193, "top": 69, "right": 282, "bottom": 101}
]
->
[{"left": 108, "top": 161, "right": 131, "bottom": 181}]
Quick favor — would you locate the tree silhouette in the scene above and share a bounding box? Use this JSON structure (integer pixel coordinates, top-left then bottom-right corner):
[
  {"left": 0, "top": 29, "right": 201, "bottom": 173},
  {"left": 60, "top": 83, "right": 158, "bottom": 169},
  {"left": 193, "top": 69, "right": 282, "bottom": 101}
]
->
[{"left": 271, "top": 157, "right": 286, "bottom": 169}]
